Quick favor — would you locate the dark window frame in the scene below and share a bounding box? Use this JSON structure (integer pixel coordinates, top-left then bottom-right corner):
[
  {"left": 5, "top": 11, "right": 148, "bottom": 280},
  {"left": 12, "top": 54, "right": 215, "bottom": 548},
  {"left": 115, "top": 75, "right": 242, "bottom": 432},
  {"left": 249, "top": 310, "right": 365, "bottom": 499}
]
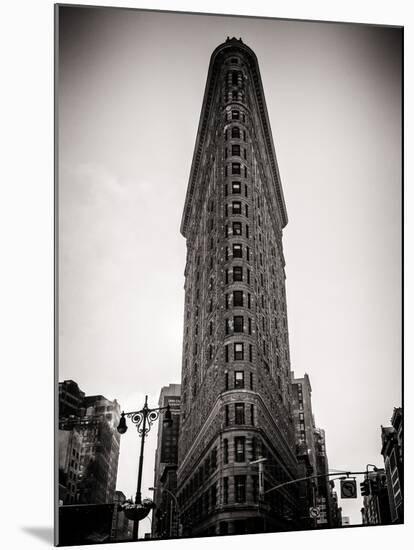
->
[
  {"left": 232, "top": 200, "right": 242, "bottom": 214},
  {"left": 223, "top": 477, "right": 229, "bottom": 504},
  {"left": 233, "top": 290, "right": 243, "bottom": 307},
  {"left": 234, "top": 436, "right": 246, "bottom": 462},
  {"left": 233, "top": 243, "right": 242, "bottom": 258},
  {"left": 232, "top": 221, "right": 242, "bottom": 235},
  {"left": 233, "top": 266, "right": 243, "bottom": 282},
  {"left": 235, "top": 475, "right": 246, "bottom": 503},
  {"left": 234, "top": 371, "right": 245, "bottom": 389},
  {"left": 223, "top": 439, "right": 229, "bottom": 464},
  {"left": 232, "top": 163, "right": 241, "bottom": 175},
  {"left": 231, "top": 126, "right": 240, "bottom": 139},
  {"left": 235, "top": 403, "right": 245, "bottom": 424},
  {"left": 234, "top": 342, "right": 244, "bottom": 360},
  {"left": 232, "top": 144, "right": 241, "bottom": 157},
  {"left": 233, "top": 315, "right": 244, "bottom": 333},
  {"left": 232, "top": 181, "right": 241, "bottom": 194}
]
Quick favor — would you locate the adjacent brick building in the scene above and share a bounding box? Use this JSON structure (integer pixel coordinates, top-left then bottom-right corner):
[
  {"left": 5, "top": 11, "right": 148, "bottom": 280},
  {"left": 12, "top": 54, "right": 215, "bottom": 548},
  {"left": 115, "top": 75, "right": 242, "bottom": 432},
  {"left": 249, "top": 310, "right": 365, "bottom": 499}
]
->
[
  {"left": 152, "top": 384, "right": 181, "bottom": 538},
  {"left": 313, "top": 427, "right": 333, "bottom": 527},
  {"left": 176, "top": 37, "right": 299, "bottom": 536},
  {"left": 59, "top": 379, "right": 85, "bottom": 417},
  {"left": 58, "top": 381, "right": 121, "bottom": 506},
  {"left": 291, "top": 374, "right": 317, "bottom": 473},
  {"left": 291, "top": 373, "right": 337, "bottom": 528},
  {"left": 381, "top": 407, "right": 403, "bottom": 523}
]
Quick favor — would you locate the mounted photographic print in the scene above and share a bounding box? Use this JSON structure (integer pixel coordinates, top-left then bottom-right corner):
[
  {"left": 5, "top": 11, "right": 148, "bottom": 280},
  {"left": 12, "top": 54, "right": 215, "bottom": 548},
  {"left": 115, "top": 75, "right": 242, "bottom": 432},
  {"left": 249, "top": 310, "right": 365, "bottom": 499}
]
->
[{"left": 55, "top": 4, "right": 403, "bottom": 546}]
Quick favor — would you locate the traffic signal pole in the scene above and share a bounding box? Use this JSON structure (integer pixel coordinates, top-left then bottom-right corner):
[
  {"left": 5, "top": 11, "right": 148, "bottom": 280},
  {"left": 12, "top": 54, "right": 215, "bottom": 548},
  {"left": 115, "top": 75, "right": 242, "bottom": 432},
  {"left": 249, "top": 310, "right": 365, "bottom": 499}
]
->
[{"left": 264, "top": 470, "right": 370, "bottom": 496}]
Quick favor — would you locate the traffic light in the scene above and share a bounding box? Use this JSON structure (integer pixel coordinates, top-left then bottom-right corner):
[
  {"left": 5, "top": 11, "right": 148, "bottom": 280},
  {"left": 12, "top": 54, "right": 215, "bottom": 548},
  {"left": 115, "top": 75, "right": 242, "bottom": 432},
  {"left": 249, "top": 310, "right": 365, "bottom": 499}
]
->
[
  {"left": 370, "top": 479, "right": 379, "bottom": 495},
  {"left": 360, "top": 479, "right": 370, "bottom": 496},
  {"left": 340, "top": 479, "right": 357, "bottom": 499}
]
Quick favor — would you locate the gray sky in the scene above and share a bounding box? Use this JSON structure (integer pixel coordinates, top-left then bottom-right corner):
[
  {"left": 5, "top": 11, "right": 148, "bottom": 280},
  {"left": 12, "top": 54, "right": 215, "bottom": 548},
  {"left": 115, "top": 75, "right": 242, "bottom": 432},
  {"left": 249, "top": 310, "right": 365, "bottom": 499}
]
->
[{"left": 58, "top": 6, "right": 402, "bottom": 528}]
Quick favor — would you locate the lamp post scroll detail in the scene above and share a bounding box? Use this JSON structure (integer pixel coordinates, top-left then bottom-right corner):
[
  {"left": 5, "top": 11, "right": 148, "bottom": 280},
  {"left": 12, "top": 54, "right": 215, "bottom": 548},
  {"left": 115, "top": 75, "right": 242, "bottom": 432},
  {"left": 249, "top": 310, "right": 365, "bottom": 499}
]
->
[{"left": 117, "top": 395, "right": 173, "bottom": 541}]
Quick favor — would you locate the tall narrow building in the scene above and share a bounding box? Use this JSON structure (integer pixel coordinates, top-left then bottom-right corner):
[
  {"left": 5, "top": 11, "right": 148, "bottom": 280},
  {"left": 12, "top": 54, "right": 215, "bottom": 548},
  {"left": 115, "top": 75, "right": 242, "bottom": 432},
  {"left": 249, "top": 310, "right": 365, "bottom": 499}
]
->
[
  {"left": 177, "top": 38, "right": 298, "bottom": 536},
  {"left": 152, "top": 384, "right": 181, "bottom": 538},
  {"left": 291, "top": 373, "right": 336, "bottom": 528}
]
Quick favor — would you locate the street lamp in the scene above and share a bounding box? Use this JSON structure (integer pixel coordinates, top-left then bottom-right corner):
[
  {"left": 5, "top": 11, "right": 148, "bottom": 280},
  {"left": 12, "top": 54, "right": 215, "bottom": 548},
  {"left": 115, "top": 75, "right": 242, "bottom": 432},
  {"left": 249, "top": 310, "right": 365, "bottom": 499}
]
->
[
  {"left": 117, "top": 395, "right": 173, "bottom": 541},
  {"left": 249, "top": 457, "right": 267, "bottom": 532},
  {"left": 249, "top": 457, "right": 267, "bottom": 501},
  {"left": 149, "top": 486, "right": 182, "bottom": 538}
]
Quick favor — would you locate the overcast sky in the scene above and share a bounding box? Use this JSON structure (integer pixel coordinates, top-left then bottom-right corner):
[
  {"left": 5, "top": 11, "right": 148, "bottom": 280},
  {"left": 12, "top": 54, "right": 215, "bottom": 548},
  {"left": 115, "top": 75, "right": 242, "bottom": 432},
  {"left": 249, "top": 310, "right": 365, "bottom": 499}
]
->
[{"left": 58, "top": 6, "right": 402, "bottom": 529}]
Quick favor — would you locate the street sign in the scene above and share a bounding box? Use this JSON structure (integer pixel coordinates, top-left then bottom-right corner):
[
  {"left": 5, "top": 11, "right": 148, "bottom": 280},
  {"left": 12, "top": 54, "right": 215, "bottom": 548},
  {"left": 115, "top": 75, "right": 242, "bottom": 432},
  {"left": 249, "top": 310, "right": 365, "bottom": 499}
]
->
[
  {"left": 340, "top": 479, "right": 357, "bottom": 499},
  {"left": 309, "top": 507, "right": 320, "bottom": 519}
]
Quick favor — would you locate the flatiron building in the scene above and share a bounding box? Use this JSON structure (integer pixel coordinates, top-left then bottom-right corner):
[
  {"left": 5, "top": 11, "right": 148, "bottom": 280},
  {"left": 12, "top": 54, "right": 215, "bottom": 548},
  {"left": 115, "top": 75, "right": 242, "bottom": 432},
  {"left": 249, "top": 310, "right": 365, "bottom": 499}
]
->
[{"left": 177, "top": 38, "right": 298, "bottom": 536}]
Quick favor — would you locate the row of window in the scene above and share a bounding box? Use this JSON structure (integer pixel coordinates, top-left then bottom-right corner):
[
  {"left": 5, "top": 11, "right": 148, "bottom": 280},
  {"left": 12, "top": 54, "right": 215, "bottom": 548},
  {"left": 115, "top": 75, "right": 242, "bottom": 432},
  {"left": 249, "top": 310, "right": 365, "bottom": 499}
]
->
[
  {"left": 181, "top": 484, "right": 218, "bottom": 522},
  {"left": 225, "top": 89, "right": 245, "bottom": 103},
  {"left": 180, "top": 475, "right": 258, "bottom": 517},
  {"left": 225, "top": 341, "right": 252, "bottom": 362},
  {"left": 224, "top": 181, "right": 248, "bottom": 197},
  {"left": 225, "top": 201, "right": 249, "bottom": 217},
  {"left": 227, "top": 109, "right": 246, "bottom": 123},
  {"left": 224, "top": 126, "right": 247, "bottom": 141},
  {"left": 181, "top": 324, "right": 248, "bottom": 363},
  {"left": 191, "top": 330, "right": 285, "bottom": 371},
  {"left": 225, "top": 266, "right": 250, "bottom": 284},
  {"left": 225, "top": 316, "right": 252, "bottom": 336},
  {"left": 225, "top": 221, "right": 249, "bottom": 238},
  {"left": 180, "top": 437, "right": 262, "bottom": 508},
  {"left": 190, "top": 437, "right": 263, "bottom": 506},
  {"left": 223, "top": 435, "right": 259, "bottom": 464},
  {"left": 227, "top": 70, "right": 243, "bottom": 86},
  {"left": 225, "top": 243, "right": 250, "bottom": 261},
  {"left": 191, "top": 340, "right": 216, "bottom": 361},
  {"left": 179, "top": 447, "right": 218, "bottom": 505},
  {"left": 226, "top": 290, "right": 250, "bottom": 308},
  {"left": 224, "top": 369, "right": 253, "bottom": 391},
  {"left": 179, "top": 475, "right": 259, "bottom": 522},
  {"left": 224, "top": 264, "right": 270, "bottom": 288},
  {"left": 228, "top": 437, "right": 247, "bottom": 463},
  {"left": 224, "top": 401, "right": 254, "bottom": 425},
  {"left": 225, "top": 145, "right": 247, "bottom": 159},
  {"left": 225, "top": 163, "right": 248, "bottom": 178}
]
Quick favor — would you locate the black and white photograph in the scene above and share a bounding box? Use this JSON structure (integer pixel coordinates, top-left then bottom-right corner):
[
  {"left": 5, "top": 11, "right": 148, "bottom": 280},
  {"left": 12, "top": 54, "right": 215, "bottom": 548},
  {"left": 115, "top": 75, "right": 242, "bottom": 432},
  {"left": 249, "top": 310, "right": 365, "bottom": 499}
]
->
[{"left": 55, "top": 4, "right": 403, "bottom": 546}]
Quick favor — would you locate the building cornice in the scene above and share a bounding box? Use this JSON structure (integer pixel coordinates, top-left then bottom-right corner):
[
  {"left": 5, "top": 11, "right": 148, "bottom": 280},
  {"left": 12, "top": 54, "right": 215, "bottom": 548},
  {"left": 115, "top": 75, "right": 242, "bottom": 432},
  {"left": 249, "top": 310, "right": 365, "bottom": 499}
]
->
[{"left": 180, "top": 38, "right": 288, "bottom": 238}]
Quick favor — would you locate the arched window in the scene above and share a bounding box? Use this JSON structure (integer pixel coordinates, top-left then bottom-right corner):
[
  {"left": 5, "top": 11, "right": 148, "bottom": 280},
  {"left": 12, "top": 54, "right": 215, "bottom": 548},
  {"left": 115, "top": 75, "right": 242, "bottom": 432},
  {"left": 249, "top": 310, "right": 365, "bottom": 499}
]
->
[{"left": 231, "top": 126, "right": 240, "bottom": 139}]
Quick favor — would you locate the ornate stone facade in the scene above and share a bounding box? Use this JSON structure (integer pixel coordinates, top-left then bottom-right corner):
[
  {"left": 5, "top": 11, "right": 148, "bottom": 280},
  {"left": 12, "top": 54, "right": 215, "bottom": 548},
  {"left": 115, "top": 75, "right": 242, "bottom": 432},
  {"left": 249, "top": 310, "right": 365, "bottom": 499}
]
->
[{"left": 177, "top": 38, "right": 299, "bottom": 536}]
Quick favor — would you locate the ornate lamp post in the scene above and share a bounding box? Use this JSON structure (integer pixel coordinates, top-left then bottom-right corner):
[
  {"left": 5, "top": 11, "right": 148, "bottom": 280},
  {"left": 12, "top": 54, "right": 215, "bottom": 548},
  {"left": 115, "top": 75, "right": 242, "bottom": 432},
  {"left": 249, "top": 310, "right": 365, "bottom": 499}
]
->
[{"left": 117, "top": 395, "right": 173, "bottom": 541}]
